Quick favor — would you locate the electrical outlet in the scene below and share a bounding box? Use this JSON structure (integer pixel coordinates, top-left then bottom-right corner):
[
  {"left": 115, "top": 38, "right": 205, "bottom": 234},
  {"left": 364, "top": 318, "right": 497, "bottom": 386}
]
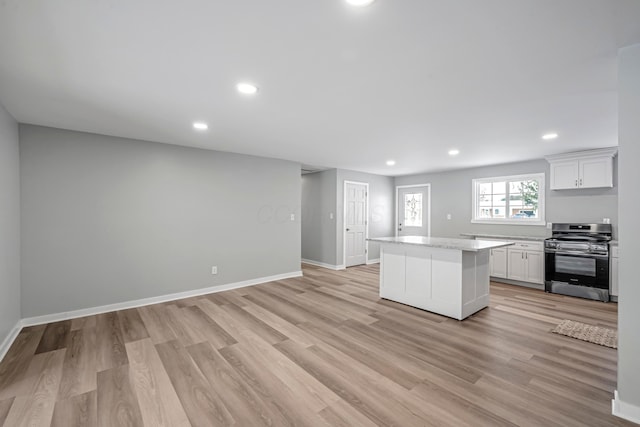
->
[
  {"left": 329, "top": 213, "right": 334, "bottom": 219},
  {"left": 446, "top": 214, "right": 452, "bottom": 220},
  {"left": 546, "top": 222, "right": 552, "bottom": 229},
  {"left": 211, "top": 266, "right": 217, "bottom": 275}
]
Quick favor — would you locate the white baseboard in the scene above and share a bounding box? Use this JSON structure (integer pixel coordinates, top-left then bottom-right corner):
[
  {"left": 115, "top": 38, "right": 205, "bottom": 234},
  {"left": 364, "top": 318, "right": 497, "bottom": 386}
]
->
[
  {"left": 19, "top": 270, "right": 303, "bottom": 328},
  {"left": 301, "top": 259, "right": 345, "bottom": 270},
  {"left": 366, "top": 258, "right": 380, "bottom": 265},
  {"left": 0, "top": 320, "right": 23, "bottom": 363},
  {"left": 612, "top": 390, "right": 640, "bottom": 424}
]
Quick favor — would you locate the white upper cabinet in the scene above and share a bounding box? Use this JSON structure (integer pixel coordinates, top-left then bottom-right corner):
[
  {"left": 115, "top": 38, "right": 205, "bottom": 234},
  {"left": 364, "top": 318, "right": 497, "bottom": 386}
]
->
[
  {"left": 579, "top": 157, "right": 613, "bottom": 188},
  {"left": 546, "top": 147, "right": 617, "bottom": 190},
  {"left": 550, "top": 160, "right": 580, "bottom": 189}
]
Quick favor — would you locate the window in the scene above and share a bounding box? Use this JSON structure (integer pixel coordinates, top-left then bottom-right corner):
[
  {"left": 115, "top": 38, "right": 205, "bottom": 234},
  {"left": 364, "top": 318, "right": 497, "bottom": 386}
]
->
[
  {"left": 472, "top": 173, "right": 545, "bottom": 225},
  {"left": 404, "top": 193, "right": 423, "bottom": 226}
]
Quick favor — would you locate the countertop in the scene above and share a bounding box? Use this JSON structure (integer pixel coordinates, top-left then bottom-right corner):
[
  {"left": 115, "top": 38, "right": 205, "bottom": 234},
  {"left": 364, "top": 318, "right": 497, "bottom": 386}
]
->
[
  {"left": 368, "top": 236, "right": 514, "bottom": 252},
  {"left": 460, "top": 233, "right": 548, "bottom": 242}
]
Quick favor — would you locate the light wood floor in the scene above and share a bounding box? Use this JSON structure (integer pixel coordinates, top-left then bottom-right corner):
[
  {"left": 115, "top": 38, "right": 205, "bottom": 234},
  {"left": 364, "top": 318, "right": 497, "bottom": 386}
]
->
[{"left": 0, "top": 264, "right": 633, "bottom": 426}]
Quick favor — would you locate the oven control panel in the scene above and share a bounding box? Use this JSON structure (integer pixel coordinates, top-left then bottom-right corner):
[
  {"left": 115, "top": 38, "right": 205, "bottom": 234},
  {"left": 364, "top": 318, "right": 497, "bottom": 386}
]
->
[{"left": 544, "top": 239, "right": 609, "bottom": 255}]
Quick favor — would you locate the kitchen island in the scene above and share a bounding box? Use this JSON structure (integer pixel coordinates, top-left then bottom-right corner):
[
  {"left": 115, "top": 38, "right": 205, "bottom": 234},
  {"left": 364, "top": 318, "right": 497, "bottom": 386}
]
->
[{"left": 368, "top": 236, "right": 513, "bottom": 320}]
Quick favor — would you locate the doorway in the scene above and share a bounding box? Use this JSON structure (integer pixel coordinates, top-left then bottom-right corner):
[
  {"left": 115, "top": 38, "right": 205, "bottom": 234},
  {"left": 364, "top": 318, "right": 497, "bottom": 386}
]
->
[
  {"left": 344, "top": 181, "right": 368, "bottom": 267},
  {"left": 396, "top": 184, "right": 431, "bottom": 237}
]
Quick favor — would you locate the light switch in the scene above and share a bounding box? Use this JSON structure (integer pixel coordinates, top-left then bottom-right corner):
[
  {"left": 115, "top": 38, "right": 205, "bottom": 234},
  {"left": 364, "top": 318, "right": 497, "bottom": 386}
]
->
[
  {"left": 330, "top": 213, "right": 334, "bottom": 219},
  {"left": 290, "top": 213, "right": 295, "bottom": 221},
  {"left": 446, "top": 214, "right": 452, "bottom": 220}
]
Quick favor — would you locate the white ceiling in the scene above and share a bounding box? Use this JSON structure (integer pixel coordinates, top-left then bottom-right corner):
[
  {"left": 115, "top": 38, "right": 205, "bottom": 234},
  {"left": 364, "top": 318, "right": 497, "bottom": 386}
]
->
[{"left": 1, "top": 1, "right": 639, "bottom": 176}]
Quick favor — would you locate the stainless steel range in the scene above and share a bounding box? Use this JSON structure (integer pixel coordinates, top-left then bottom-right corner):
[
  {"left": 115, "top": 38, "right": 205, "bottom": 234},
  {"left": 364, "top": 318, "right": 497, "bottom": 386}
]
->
[{"left": 544, "top": 223, "right": 612, "bottom": 302}]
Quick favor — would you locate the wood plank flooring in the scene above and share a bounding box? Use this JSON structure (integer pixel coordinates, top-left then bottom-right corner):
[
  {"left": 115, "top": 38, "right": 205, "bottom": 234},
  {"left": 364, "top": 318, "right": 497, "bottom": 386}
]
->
[{"left": 0, "top": 264, "right": 633, "bottom": 426}]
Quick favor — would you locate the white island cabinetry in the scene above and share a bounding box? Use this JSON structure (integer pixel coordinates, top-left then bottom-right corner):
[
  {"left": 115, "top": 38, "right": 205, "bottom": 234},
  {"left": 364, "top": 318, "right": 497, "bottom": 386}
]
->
[{"left": 370, "top": 236, "right": 513, "bottom": 320}]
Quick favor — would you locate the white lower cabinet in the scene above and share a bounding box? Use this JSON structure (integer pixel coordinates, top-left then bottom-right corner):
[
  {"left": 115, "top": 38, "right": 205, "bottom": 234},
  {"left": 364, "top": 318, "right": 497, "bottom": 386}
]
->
[
  {"left": 507, "top": 248, "right": 544, "bottom": 285},
  {"left": 507, "top": 249, "right": 527, "bottom": 281},
  {"left": 524, "top": 250, "right": 544, "bottom": 284},
  {"left": 610, "top": 245, "right": 619, "bottom": 297},
  {"left": 483, "top": 238, "right": 544, "bottom": 285},
  {"left": 489, "top": 248, "right": 508, "bottom": 278}
]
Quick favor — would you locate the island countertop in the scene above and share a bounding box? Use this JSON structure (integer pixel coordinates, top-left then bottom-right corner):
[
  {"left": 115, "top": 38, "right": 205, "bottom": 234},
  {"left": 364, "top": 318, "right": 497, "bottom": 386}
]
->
[{"left": 368, "top": 236, "right": 514, "bottom": 252}]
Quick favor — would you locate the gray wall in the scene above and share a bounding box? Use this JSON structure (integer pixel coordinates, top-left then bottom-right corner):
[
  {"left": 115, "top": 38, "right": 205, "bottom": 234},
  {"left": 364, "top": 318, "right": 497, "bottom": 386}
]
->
[
  {"left": 301, "top": 168, "right": 394, "bottom": 267},
  {"left": 336, "top": 169, "right": 395, "bottom": 264},
  {"left": 301, "top": 169, "right": 337, "bottom": 265},
  {"left": 0, "top": 103, "right": 21, "bottom": 344},
  {"left": 20, "top": 125, "right": 301, "bottom": 317},
  {"left": 395, "top": 158, "right": 618, "bottom": 239},
  {"left": 618, "top": 44, "right": 640, "bottom": 411}
]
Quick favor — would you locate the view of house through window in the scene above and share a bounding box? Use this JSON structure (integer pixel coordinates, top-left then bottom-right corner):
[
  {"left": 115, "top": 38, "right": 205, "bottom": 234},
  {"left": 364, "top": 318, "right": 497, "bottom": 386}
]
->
[
  {"left": 404, "top": 192, "right": 423, "bottom": 227},
  {"left": 472, "top": 173, "right": 545, "bottom": 224}
]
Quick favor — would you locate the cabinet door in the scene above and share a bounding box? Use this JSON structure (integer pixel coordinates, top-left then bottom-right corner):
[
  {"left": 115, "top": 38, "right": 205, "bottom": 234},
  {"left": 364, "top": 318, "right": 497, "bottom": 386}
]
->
[
  {"left": 380, "top": 247, "right": 406, "bottom": 301},
  {"left": 524, "top": 251, "right": 544, "bottom": 284},
  {"left": 611, "top": 257, "right": 619, "bottom": 297},
  {"left": 507, "top": 249, "right": 526, "bottom": 281},
  {"left": 550, "top": 160, "right": 579, "bottom": 190},
  {"left": 579, "top": 157, "right": 613, "bottom": 188},
  {"left": 490, "top": 248, "right": 508, "bottom": 278},
  {"left": 405, "top": 246, "right": 431, "bottom": 304}
]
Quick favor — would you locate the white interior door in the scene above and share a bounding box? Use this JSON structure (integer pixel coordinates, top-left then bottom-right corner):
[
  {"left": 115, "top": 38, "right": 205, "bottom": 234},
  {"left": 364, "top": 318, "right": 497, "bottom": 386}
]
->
[
  {"left": 397, "top": 185, "right": 430, "bottom": 237},
  {"left": 345, "top": 182, "right": 367, "bottom": 267}
]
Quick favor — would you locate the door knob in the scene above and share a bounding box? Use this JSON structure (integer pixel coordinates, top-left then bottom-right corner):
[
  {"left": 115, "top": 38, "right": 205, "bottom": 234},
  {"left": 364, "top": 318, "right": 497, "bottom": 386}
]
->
[{"left": 346, "top": 228, "right": 350, "bottom": 231}]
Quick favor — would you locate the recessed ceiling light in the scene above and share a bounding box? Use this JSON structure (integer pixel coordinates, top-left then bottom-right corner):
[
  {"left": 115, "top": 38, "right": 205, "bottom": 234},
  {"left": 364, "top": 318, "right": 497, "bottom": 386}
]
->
[
  {"left": 542, "top": 133, "right": 558, "bottom": 140},
  {"left": 193, "top": 122, "right": 208, "bottom": 130},
  {"left": 237, "top": 83, "right": 258, "bottom": 95},
  {"left": 386, "top": 160, "right": 396, "bottom": 166},
  {"left": 346, "top": 0, "right": 376, "bottom": 6},
  {"left": 448, "top": 149, "right": 460, "bottom": 156}
]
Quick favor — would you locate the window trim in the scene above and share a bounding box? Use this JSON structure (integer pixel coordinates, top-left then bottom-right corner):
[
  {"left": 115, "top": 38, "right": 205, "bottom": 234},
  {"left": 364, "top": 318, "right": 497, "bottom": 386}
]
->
[{"left": 471, "top": 173, "right": 546, "bottom": 226}]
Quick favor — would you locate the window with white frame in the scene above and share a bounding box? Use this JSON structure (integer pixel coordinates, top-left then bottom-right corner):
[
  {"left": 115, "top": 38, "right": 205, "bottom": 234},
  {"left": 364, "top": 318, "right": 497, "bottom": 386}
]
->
[{"left": 472, "top": 173, "right": 545, "bottom": 225}]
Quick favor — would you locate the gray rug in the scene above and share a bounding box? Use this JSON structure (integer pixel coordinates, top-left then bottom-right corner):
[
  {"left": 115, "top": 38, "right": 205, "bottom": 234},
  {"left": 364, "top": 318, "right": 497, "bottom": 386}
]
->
[{"left": 552, "top": 319, "right": 617, "bottom": 349}]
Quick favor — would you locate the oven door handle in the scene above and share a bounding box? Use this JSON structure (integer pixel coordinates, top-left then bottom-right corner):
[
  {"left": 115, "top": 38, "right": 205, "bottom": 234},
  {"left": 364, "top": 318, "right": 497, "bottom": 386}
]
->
[{"left": 550, "top": 250, "right": 609, "bottom": 259}]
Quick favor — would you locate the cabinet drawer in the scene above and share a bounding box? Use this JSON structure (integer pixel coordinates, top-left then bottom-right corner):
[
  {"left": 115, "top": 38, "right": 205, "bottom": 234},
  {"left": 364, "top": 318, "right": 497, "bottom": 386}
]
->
[{"left": 509, "top": 240, "right": 543, "bottom": 252}]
